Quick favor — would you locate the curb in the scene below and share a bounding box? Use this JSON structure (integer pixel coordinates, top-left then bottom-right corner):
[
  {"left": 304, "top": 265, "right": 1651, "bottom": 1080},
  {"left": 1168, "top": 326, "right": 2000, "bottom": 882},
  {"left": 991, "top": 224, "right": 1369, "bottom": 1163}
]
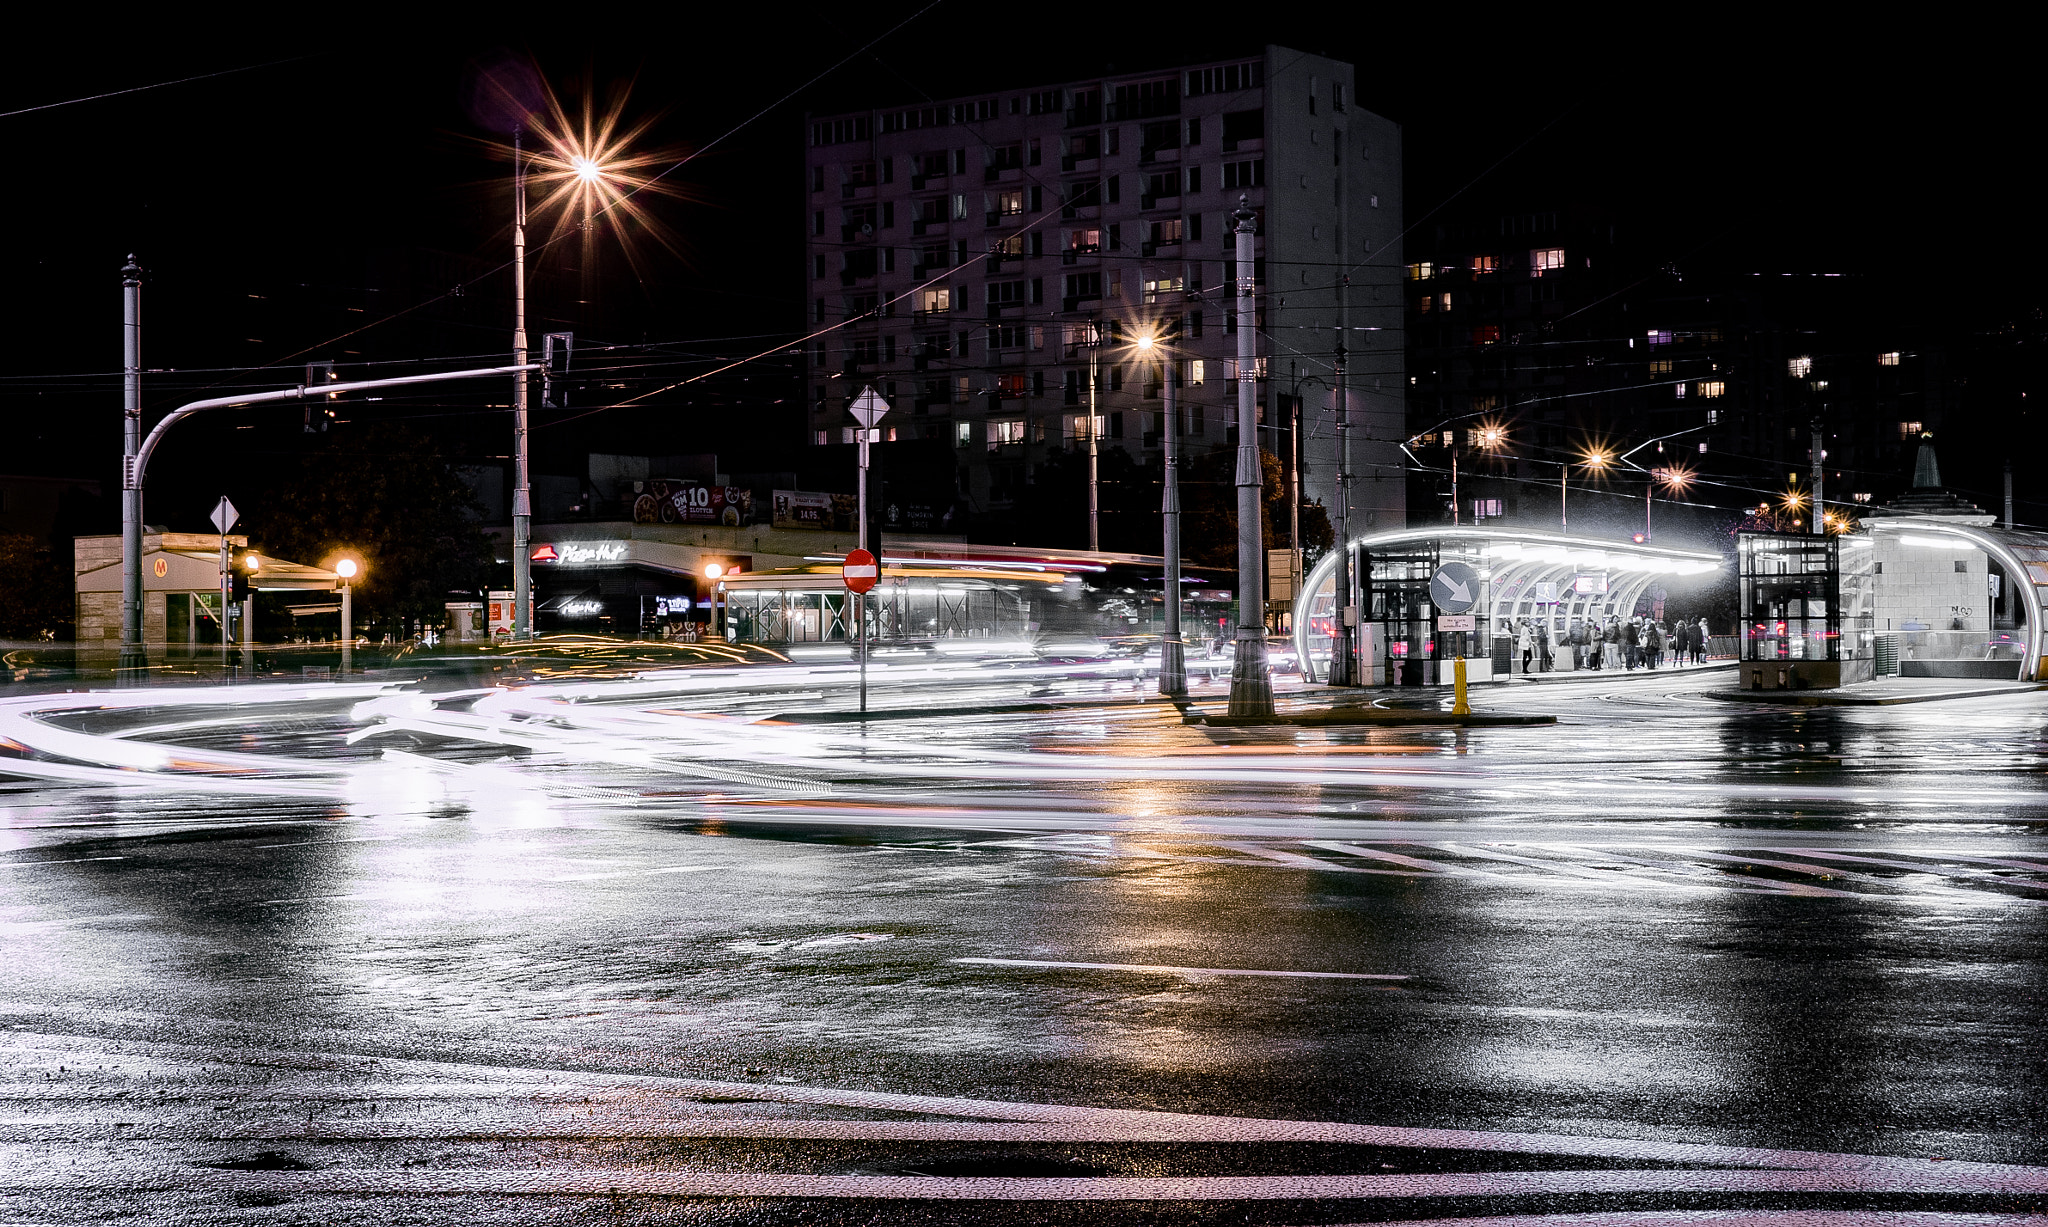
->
[
  {"left": 766, "top": 696, "right": 1181, "bottom": 724},
  {"left": 1188, "top": 709, "right": 1557, "bottom": 728},
  {"left": 1708, "top": 683, "right": 2048, "bottom": 707}
]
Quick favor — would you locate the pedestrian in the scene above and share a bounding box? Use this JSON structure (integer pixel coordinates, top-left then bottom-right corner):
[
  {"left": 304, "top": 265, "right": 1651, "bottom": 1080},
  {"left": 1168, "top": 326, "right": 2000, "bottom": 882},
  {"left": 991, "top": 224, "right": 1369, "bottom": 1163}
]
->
[
  {"left": 1622, "top": 617, "right": 1640, "bottom": 669},
  {"left": 1603, "top": 617, "right": 1621, "bottom": 670},
  {"left": 1518, "top": 619, "right": 1535, "bottom": 674},
  {"left": 1696, "top": 617, "right": 1712, "bottom": 663},
  {"left": 1646, "top": 621, "right": 1663, "bottom": 670}
]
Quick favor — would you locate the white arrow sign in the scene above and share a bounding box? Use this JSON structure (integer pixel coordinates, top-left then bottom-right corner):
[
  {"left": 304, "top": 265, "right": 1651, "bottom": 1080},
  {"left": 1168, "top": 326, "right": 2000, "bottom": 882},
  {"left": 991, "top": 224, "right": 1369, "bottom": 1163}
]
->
[
  {"left": 1429, "top": 561, "right": 1481, "bottom": 614},
  {"left": 210, "top": 496, "right": 239, "bottom": 534},
  {"left": 849, "top": 385, "right": 890, "bottom": 429}
]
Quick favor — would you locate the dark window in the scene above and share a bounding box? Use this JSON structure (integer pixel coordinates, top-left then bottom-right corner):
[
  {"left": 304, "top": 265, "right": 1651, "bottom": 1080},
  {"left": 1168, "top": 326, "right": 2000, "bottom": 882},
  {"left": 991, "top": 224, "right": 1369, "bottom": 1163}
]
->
[
  {"left": 1189, "top": 212, "right": 1203, "bottom": 242},
  {"left": 811, "top": 166, "right": 825, "bottom": 192},
  {"left": 1186, "top": 166, "right": 1202, "bottom": 193},
  {"left": 1221, "top": 109, "right": 1263, "bottom": 148},
  {"left": 1107, "top": 174, "right": 1120, "bottom": 204},
  {"left": 1187, "top": 117, "right": 1202, "bottom": 146}
]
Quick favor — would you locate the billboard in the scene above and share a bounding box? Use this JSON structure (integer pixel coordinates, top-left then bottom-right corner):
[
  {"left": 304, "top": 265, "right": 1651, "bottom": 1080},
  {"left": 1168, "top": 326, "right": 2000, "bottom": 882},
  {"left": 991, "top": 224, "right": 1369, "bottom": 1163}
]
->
[
  {"left": 632, "top": 480, "right": 752, "bottom": 526},
  {"left": 772, "top": 490, "right": 859, "bottom": 531}
]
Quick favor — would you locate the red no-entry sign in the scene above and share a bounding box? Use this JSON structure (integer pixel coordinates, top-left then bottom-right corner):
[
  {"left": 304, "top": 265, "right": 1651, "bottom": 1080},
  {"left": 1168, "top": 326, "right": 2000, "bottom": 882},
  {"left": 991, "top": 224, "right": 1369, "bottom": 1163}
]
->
[{"left": 842, "top": 548, "right": 878, "bottom": 594}]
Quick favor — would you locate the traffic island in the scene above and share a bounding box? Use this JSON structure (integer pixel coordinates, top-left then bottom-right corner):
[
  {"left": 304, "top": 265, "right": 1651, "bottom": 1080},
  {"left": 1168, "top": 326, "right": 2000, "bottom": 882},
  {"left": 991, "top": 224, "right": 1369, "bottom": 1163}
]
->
[{"left": 1187, "top": 707, "right": 1555, "bottom": 727}]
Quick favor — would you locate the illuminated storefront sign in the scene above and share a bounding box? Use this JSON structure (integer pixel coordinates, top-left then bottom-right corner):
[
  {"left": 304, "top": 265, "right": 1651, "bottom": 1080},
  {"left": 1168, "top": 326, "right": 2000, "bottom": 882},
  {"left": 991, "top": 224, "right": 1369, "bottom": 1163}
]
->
[
  {"left": 558, "top": 599, "right": 603, "bottom": 617},
  {"left": 532, "top": 541, "right": 628, "bottom": 565}
]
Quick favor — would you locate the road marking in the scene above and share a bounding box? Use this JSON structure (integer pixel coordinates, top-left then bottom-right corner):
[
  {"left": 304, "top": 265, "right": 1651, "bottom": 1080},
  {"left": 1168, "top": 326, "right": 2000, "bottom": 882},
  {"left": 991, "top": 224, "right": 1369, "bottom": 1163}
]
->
[
  {"left": 0, "top": 856, "right": 127, "bottom": 868},
  {"left": 1303, "top": 841, "right": 1518, "bottom": 879},
  {"left": 549, "top": 865, "right": 717, "bottom": 882},
  {"left": 8, "top": 1166, "right": 2048, "bottom": 1198},
  {"left": 254, "top": 836, "right": 398, "bottom": 849},
  {"left": 952, "top": 957, "right": 1408, "bottom": 980},
  {"left": 1778, "top": 847, "right": 2048, "bottom": 890}
]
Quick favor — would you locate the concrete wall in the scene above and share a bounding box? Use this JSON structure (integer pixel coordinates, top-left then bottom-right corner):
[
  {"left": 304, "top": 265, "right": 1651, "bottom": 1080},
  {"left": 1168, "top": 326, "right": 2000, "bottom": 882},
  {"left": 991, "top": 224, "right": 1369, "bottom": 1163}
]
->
[{"left": 1872, "top": 534, "right": 1990, "bottom": 632}]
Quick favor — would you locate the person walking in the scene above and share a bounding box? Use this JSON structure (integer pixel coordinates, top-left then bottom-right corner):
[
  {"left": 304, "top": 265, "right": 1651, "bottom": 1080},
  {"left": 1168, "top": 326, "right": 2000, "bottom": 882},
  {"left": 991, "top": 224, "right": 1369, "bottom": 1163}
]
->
[
  {"left": 1697, "top": 617, "right": 1712, "bottom": 664},
  {"left": 1647, "top": 621, "right": 1664, "bottom": 670},
  {"left": 1622, "top": 617, "right": 1640, "bottom": 670},
  {"left": 1518, "top": 619, "right": 1535, "bottom": 675}
]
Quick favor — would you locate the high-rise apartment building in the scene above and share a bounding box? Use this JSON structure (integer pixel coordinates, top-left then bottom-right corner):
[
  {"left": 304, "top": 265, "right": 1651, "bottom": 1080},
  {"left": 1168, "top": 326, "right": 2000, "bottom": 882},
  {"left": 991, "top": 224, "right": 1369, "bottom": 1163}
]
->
[{"left": 802, "top": 46, "right": 1405, "bottom": 550}]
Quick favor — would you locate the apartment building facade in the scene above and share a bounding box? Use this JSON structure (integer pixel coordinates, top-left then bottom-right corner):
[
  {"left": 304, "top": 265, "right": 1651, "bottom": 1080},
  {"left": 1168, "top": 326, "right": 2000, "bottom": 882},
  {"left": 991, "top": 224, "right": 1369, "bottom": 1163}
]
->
[{"left": 802, "top": 46, "right": 1405, "bottom": 548}]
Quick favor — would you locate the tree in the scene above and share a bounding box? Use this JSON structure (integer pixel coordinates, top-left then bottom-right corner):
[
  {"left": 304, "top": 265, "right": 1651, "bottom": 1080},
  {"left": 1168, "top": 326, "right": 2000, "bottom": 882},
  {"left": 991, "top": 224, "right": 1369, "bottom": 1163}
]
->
[
  {"left": 0, "top": 535, "right": 72, "bottom": 641},
  {"left": 251, "top": 423, "right": 494, "bottom": 633}
]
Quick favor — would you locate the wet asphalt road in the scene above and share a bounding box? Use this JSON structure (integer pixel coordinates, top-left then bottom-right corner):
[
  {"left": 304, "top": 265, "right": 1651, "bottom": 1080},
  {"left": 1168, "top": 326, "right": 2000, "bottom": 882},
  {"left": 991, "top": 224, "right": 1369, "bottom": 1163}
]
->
[{"left": 3, "top": 661, "right": 2047, "bottom": 1224}]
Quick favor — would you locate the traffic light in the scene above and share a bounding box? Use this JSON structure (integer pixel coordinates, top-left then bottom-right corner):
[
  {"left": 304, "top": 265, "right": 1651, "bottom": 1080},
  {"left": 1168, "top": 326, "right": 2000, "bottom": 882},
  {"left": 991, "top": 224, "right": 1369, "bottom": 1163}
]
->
[
  {"left": 229, "top": 549, "right": 259, "bottom": 602},
  {"left": 542, "top": 332, "right": 573, "bottom": 408}
]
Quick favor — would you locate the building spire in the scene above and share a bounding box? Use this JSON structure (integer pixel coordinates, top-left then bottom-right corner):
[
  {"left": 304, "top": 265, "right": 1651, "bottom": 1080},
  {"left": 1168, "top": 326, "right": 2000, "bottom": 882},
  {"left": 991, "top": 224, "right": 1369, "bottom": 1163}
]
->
[{"left": 1911, "top": 435, "right": 1942, "bottom": 490}]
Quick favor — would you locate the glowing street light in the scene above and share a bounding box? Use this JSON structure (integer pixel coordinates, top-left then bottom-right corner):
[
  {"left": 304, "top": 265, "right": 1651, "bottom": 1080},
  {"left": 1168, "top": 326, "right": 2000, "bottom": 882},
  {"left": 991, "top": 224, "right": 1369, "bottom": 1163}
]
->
[
  {"left": 1561, "top": 448, "right": 1613, "bottom": 532},
  {"left": 333, "top": 556, "right": 362, "bottom": 674},
  {"left": 1643, "top": 464, "right": 1695, "bottom": 542},
  {"left": 1135, "top": 330, "right": 1186, "bottom": 695}
]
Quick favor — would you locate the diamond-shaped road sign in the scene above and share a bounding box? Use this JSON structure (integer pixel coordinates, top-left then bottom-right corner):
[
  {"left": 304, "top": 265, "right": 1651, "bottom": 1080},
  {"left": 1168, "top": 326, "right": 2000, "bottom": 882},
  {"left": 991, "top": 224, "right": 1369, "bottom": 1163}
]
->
[
  {"left": 210, "top": 497, "right": 239, "bottom": 534},
  {"left": 849, "top": 386, "right": 890, "bottom": 429}
]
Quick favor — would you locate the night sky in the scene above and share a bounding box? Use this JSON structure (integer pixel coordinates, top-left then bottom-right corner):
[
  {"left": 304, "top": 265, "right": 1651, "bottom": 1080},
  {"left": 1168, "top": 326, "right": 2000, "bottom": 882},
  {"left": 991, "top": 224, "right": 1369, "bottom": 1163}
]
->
[{"left": 4, "top": 15, "right": 2032, "bottom": 533}]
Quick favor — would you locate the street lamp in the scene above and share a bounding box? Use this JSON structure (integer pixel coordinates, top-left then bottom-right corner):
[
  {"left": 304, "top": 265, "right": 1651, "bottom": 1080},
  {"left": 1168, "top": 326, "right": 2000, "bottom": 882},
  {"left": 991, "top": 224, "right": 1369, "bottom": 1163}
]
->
[
  {"left": 334, "top": 557, "right": 360, "bottom": 675},
  {"left": 1564, "top": 448, "right": 1613, "bottom": 532},
  {"left": 1136, "top": 332, "right": 1185, "bottom": 696},
  {"left": 1645, "top": 464, "right": 1694, "bottom": 541}
]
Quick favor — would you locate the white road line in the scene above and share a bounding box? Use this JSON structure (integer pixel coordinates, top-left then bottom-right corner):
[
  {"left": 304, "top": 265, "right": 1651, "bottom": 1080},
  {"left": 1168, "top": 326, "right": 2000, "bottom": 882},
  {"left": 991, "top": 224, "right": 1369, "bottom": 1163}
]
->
[
  {"left": 254, "top": 837, "right": 398, "bottom": 849},
  {"left": 0, "top": 856, "right": 126, "bottom": 868},
  {"left": 1778, "top": 847, "right": 2048, "bottom": 890},
  {"left": 952, "top": 957, "right": 1408, "bottom": 980},
  {"left": 8, "top": 1167, "right": 2048, "bottom": 1198},
  {"left": 1302, "top": 841, "right": 1517, "bottom": 878}
]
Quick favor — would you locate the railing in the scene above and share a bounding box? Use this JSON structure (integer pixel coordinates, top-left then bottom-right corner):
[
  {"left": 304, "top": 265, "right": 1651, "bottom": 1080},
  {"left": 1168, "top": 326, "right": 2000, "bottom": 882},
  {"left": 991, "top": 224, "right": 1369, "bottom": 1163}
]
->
[
  {"left": 1107, "top": 96, "right": 1179, "bottom": 120},
  {"left": 1065, "top": 105, "right": 1102, "bottom": 128}
]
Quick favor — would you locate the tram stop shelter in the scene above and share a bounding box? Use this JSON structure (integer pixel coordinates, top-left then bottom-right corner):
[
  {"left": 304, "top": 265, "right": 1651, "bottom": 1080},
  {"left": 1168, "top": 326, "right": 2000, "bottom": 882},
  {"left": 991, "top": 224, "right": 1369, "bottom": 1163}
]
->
[{"left": 1292, "top": 527, "right": 1725, "bottom": 686}]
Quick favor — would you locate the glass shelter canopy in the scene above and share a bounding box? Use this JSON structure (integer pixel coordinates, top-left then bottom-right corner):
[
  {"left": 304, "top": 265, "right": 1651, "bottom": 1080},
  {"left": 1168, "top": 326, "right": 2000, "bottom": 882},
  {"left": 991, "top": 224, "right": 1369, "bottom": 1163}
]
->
[{"left": 1293, "top": 528, "right": 1725, "bottom": 683}]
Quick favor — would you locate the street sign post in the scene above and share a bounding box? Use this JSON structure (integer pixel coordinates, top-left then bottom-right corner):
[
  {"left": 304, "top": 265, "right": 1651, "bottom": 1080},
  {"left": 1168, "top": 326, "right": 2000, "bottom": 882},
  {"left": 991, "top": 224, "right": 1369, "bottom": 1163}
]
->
[
  {"left": 1430, "top": 561, "right": 1480, "bottom": 614},
  {"left": 843, "top": 547, "right": 878, "bottom": 713},
  {"left": 846, "top": 387, "right": 889, "bottom": 714},
  {"left": 1438, "top": 614, "right": 1476, "bottom": 632},
  {"left": 212, "top": 497, "right": 239, "bottom": 658}
]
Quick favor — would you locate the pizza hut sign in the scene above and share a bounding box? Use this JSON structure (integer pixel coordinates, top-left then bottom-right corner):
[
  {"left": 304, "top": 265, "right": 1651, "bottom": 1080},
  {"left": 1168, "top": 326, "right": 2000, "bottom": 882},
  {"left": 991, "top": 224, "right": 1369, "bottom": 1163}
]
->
[{"left": 531, "top": 541, "right": 627, "bottom": 566}]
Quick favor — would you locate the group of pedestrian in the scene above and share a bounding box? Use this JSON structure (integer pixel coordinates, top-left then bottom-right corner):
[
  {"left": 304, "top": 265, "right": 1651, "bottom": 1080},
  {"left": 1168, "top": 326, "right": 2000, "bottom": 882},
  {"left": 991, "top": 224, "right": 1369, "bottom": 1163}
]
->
[{"left": 1500, "top": 615, "right": 1715, "bottom": 673}]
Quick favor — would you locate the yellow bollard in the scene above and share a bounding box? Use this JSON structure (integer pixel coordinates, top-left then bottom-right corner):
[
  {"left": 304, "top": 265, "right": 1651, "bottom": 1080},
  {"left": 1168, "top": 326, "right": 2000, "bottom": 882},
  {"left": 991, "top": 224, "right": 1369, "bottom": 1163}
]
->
[{"left": 1452, "top": 656, "right": 1470, "bottom": 716}]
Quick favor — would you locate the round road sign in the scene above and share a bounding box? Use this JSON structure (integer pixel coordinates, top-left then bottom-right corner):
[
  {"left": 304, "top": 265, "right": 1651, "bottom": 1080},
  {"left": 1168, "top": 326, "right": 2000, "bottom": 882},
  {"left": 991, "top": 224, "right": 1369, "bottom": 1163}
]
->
[
  {"left": 1429, "top": 561, "right": 1481, "bottom": 614},
  {"left": 841, "top": 548, "right": 878, "bottom": 594}
]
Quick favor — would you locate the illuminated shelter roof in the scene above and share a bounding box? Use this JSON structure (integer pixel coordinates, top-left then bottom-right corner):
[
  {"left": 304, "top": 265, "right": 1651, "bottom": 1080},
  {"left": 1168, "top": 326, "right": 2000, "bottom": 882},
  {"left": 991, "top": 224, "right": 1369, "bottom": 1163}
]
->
[
  {"left": 1292, "top": 527, "right": 1726, "bottom": 676},
  {"left": 1862, "top": 517, "right": 2048, "bottom": 676}
]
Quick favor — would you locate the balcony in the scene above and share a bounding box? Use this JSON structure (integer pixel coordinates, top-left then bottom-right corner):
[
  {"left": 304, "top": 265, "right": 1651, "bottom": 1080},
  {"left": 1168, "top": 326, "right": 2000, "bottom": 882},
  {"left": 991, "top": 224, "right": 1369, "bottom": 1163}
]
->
[
  {"left": 1139, "top": 192, "right": 1180, "bottom": 211},
  {"left": 912, "top": 307, "right": 951, "bottom": 325},
  {"left": 1065, "top": 104, "right": 1102, "bottom": 128},
  {"left": 1106, "top": 96, "right": 1179, "bottom": 121},
  {"left": 840, "top": 224, "right": 874, "bottom": 243}
]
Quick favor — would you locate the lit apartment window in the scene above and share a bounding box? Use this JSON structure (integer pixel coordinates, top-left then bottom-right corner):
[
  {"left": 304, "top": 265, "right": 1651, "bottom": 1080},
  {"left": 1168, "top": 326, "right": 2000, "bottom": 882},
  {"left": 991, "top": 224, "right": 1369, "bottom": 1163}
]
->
[
  {"left": 955, "top": 376, "right": 972, "bottom": 404},
  {"left": 919, "top": 287, "right": 951, "bottom": 315},
  {"left": 1068, "top": 228, "right": 1101, "bottom": 253},
  {"left": 1898, "top": 420, "right": 1923, "bottom": 439},
  {"left": 842, "top": 427, "right": 857, "bottom": 444},
  {"left": 1698, "top": 381, "right": 1725, "bottom": 398},
  {"left": 1788, "top": 355, "right": 1813, "bottom": 378},
  {"left": 988, "top": 419, "right": 1026, "bottom": 448},
  {"left": 1530, "top": 248, "right": 1565, "bottom": 277},
  {"left": 814, "top": 430, "right": 829, "bottom": 445},
  {"left": 1650, "top": 359, "right": 1673, "bottom": 375},
  {"left": 1853, "top": 493, "right": 1873, "bottom": 503},
  {"left": 1470, "top": 254, "right": 1497, "bottom": 275},
  {"left": 1407, "top": 261, "right": 1435, "bottom": 280},
  {"left": 1416, "top": 295, "right": 1432, "bottom": 314},
  {"left": 1440, "top": 293, "right": 1452, "bottom": 312},
  {"left": 1143, "top": 276, "right": 1184, "bottom": 303},
  {"left": 956, "top": 421, "right": 974, "bottom": 447},
  {"left": 1879, "top": 351, "right": 1901, "bottom": 366},
  {"left": 1674, "top": 383, "right": 1686, "bottom": 399},
  {"left": 994, "top": 189, "right": 1025, "bottom": 217},
  {"left": 1186, "top": 360, "right": 1205, "bottom": 385},
  {"left": 1471, "top": 325, "right": 1500, "bottom": 345},
  {"left": 1647, "top": 330, "right": 1673, "bottom": 346}
]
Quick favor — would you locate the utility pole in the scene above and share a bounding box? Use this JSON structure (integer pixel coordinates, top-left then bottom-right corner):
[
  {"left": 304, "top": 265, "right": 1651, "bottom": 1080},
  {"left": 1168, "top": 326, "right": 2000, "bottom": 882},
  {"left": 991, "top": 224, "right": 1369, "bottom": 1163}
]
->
[
  {"left": 1329, "top": 341, "right": 1354, "bottom": 687},
  {"left": 1087, "top": 330, "right": 1100, "bottom": 552},
  {"left": 120, "top": 258, "right": 144, "bottom": 672},
  {"left": 511, "top": 127, "right": 534, "bottom": 639},
  {"left": 2006, "top": 458, "right": 2015, "bottom": 530},
  {"left": 1228, "top": 196, "right": 1273, "bottom": 717},
  {"left": 1159, "top": 352, "right": 1186, "bottom": 696},
  {"left": 1810, "top": 416, "right": 1824, "bottom": 534},
  {"left": 1288, "top": 382, "right": 1301, "bottom": 615}
]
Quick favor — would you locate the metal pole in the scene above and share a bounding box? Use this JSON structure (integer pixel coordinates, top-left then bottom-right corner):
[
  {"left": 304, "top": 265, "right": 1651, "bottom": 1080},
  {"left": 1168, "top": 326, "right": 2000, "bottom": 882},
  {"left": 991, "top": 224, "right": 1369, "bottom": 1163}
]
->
[
  {"left": 1451, "top": 450, "right": 1459, "bottom": 526},
  {"left": 241, "top": 591, "right": 255, "bottom": 672},
  {"left": 1088, "top": 340, "right": 1099, "bottom": 552},
  {"left": 218, "top": 534, "right": 231, "bottom": 669},
  {"left": 1330, "top": 344, "right": 1354, "bottom": 687},
  {"left": 340, "top": 582, "right": 352, "bottom": 676},
  {"left": 1159, "top": 355, "right": 1186, "bottom": 696},
  {"left": 2006, "top": 459, "right": 2015, "bottom": 530},
  {"left": 120, "top": 258, "right": 144, "bottom": 671},
  {"left": 1810, "top": 418, "right": 1824, "bottom": 534},
  {"left": 1227, "top": 195, "right": 1273, "bottom": 717},
  {"left": 1561, "top": 464, "right": 1568, "bottom": 531},
  {"left": 1646, "top": 481, "right": 1653, "bottom": 541},
  {"left": 1288, "top": 385, "right": 1301, "bottom": 609},
  {"left": 511, "top": 127, "right": 534, "bottom": 640},
  {"left": 857, "top": 429, "right": 869, "bottom": 714}
]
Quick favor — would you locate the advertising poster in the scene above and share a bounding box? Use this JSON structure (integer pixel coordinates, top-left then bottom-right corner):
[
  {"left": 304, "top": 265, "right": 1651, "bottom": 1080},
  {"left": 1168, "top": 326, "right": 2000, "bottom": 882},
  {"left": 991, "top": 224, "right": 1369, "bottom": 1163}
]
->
[{"left": 632, "top": 481, "right": 752, "bottom": 526}]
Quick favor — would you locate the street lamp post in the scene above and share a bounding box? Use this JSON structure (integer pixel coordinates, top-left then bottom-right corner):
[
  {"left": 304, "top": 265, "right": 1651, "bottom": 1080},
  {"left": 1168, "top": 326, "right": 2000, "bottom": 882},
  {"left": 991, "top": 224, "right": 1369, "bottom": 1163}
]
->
[
  {"left": 1087, "top": 328, "right": 1100, "bottom": 552},
  {"left": 1138, "top": 334, "right": 1186, "bottom": 696},
  {"left": 511, "top": 127, "right": 534, "bottom": 641},
  {"left": 119, "top": 258, "right": 144, "bottom": 673},
  {"left": 1227, "top": 196, "right": 1273, "bottom": 717},
  {"left": 1562, "top": 449, "right": 1613, "bottom": 532},
  {"left": 336, "top": 558, "right": 358, "bottom": 675},
  {"left": 1331, "top": 347, "right": 1354, "bottom": 686}
]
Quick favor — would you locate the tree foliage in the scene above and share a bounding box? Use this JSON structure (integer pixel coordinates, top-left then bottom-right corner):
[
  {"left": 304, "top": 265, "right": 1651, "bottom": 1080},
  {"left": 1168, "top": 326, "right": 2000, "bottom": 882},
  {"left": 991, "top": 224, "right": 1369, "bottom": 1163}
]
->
[
  {"left": 251, "top": 423, "right": 493, "bottom": 629},
  {"left": 0, "top": 535, "right": 71, "bottom": 641}
]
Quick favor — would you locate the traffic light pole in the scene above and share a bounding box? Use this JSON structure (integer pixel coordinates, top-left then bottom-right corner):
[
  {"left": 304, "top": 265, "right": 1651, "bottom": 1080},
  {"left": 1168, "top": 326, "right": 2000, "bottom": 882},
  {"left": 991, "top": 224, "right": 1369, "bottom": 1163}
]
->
[{"left": 122, "top": 364, "right": 541, "bottom": 646}]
